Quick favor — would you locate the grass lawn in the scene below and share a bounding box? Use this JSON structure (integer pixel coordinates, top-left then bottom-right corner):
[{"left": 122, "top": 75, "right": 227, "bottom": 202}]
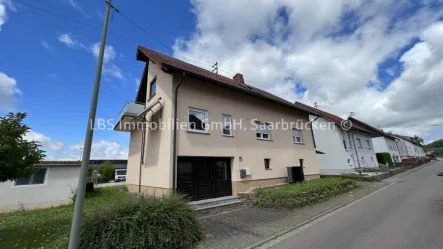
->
[{"left": 0, "top": 186, "right": 130, "bottom": 249}]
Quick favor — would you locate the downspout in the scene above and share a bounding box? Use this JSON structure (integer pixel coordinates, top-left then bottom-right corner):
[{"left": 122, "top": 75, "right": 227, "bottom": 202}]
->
[
  {"left": 351, "top": 132, "right": 361, "bottom": 172},
  {"left": 172, "top": 72, "right": 186, "bottom": 191},
  {"left": 138, "top": 126, "right": 146, "bottom": 193}
]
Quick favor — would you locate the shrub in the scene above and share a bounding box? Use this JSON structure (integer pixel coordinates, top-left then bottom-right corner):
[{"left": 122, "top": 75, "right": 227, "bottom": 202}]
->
[
  {"left": 253, "top": 178, "right": 357, "bottom": 209},
  {"left": 97, "top": 161, "right": 115, "bottom": 183},
  {"left": 79, "top": 194, "right": 203, "bottom": 249},
  {"left": 376, "top": 153, "right": 393, "bottom": 166}
]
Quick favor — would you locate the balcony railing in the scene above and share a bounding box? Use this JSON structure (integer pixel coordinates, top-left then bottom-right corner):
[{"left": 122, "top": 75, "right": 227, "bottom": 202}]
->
[{"left": 115, "top": 101, "right": 145, "bottom": 131}]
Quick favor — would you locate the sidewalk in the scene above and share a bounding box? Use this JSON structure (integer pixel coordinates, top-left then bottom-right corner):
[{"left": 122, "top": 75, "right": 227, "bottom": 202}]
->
[{"left": 198, "top": 162, "right": 433, "bottom": 249}]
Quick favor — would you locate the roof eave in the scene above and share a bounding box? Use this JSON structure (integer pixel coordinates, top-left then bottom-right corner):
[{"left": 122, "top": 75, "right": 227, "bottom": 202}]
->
[{"left": 165, "top": 65, "right": 318, "bottom": 116}]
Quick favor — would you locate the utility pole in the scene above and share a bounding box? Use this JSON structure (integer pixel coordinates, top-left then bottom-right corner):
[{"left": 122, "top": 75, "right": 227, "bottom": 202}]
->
[{"left": 68, "top": 1, "right": 112, "bottom": 248}]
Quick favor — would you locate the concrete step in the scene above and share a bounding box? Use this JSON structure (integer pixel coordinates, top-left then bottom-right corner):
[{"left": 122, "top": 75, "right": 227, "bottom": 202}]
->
[{"left": 190, "top": 196, "right": 242, "bottom": 211}]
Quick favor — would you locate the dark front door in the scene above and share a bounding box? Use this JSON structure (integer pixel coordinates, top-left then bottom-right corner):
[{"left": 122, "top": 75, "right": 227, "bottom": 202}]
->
[{"left": 177, "top": 157, "right": 232, "bottom": 201}]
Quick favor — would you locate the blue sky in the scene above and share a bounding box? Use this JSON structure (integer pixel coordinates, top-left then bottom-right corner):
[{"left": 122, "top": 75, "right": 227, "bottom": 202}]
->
[
  {"left": 0, "top": 0, "right": 198, "bottom": 159},
  {"left": 1, "top": 0, "right": 443, "bottom": 159}
]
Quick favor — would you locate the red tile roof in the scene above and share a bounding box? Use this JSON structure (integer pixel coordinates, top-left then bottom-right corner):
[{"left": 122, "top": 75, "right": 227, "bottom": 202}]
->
[
  {"left": 294, "top": 102, "right": 379, "bottom": 136},
  {"left": 136, "top": 46, "right": 317, "bottom": 115}
]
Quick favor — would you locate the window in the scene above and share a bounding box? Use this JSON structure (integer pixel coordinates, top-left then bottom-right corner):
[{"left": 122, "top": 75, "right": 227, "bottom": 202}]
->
[
  {"left": 264, "top": 158, "right": 270, "bottom": 169},
  {"left": 188, "top": 108, "right": 208, "bottom": 132},
  {"left": 371, "top": 157, "right": 374, "bottom": 162},
  {"left": 349, "top": 140, "right": 352, "bottom": 149},
  {"left": 14, "top": 168, "right": 47, "bottom": 186},
  {"left": 347, "top": 159, "right": 351, "bottom": 164},
  {"left": 366, "top": 140, "right": 371, "bottom": 149},
  {"left": 342, "top": 139, "right": 347, "bottom": 149},
  {"left": 356, "top": 138, "right": 362, "bottom": 148},
  {"left": 361, "top": 157, "right": 364, "bottom": 161},
  {"left": 292, "top": 129, "right": 303, "bottom": 143},
  {"left": 149, "top": 78, "right": 157, "bottom": 98},
  {"left": 222, "top": 114, "right": 232, "bottom": 136},
  {"left": 256, "top": 122, "right": 271, "bottom": 140}
]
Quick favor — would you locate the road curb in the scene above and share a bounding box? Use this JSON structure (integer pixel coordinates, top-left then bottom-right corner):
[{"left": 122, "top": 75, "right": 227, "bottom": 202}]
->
[{"left": 248, "top": 162, "right": 434, "bottom": 249}]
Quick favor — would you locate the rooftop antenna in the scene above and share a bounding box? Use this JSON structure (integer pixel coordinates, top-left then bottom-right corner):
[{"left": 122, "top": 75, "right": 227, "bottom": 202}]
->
[
  {"left": 212, "top": 62, "right": 218, "bottom": 74},
  {"left": 314, "top": 102, "right": 318, "bottom": 108},
  {"left": 349, "top": 112, "right": 355, "bottom": 118}
]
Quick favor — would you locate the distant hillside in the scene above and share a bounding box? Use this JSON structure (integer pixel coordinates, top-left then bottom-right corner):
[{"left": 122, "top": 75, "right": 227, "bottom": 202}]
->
[
  {"left": 425, "top": 139, "right": 443, "bottom": 156},
  {"left": 425, "top": 139, "right": 443, "bottom": 148}
]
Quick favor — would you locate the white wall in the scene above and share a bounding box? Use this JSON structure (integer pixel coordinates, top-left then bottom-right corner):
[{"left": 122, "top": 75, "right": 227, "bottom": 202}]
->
[
  {"left": 372, "top": 137, "right": 401, "bottom": 162},
  {"left": 312, "top": 116, "right": 378, "bottom": 175},
  {"left": 312, "top": 117, "right": 352, "bottom": 175},
  {"left": 0, "top": 166, "right": 80, "bottom": 212}
]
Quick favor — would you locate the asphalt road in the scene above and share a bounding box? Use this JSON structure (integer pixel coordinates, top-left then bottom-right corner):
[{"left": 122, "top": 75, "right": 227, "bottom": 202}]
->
[{"left": 269, "top": 161, "right": 443, "bottom": 249}]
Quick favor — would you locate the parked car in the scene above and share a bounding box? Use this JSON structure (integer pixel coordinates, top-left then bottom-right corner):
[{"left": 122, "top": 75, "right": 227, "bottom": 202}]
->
[{"left": 114, "top": 169, "right": 127, "bottom": 182}]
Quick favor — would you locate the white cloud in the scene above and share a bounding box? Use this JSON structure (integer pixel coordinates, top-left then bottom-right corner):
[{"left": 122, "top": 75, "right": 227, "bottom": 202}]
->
[
  {"left": 25, "top": 131, "right": 64, "bottom": 151},
  {"left": 89, "top": 42, "right": 124, "bottom": 80},
  {"left": 0, "top": 0, "right": 14, "bottom": 31},
  {"left": 25, "top": 130, "right": 128, "bottom": 160},
  {"left": 67, "top": 0, "right": 89, "bottom": 18},
  {"left": 90, "top": 42, "right": 116, "bottom": 63},
  {"left": 57, "top": 33, "right": 80, "bottom": 48},
  {"left": 0, "top": 71, "right": 21, "bottom": 111},
  {"left": 174, "top": 0, "right": 443, "bottom": 141},
  {"left": 41, "top": 41, "right": 54, "bottom": 52},
  {"left": 103, "top": 64, "right": 123, "bottom": 79}
]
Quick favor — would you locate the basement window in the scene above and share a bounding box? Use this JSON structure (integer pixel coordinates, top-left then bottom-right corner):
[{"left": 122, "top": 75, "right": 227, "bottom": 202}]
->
[{"left": 264, "top": 158, "right": 271, "bottom": 170}]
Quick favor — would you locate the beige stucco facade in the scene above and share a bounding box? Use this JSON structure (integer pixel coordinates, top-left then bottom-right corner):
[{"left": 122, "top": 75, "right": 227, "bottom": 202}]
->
[{"left": 125, "top": 60, "right": 320, "bottom": 196}]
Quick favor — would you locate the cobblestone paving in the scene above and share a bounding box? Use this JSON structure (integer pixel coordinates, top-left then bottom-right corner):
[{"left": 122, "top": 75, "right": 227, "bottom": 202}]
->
[{"left": 198, "top": 163, "right": 431, "bottom": 249}]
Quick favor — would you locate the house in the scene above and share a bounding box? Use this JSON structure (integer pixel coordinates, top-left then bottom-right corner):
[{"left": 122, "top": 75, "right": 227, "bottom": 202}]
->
[
  {"left": 346, "top": 117, "right": 401, "bottom": 163},
  {"left": 393, "top": 134, "right": 425, "bottom": 159},
  {"left": 114, "top": 46, "right": 321, "bottom": 201},
  {"left": 294, "top": 104, "right": 380, "bottom": 175},
  {"left": 0, "top": 160, "right": 127, "bottom": 212},
  {"left": 0, "top": 161, "right": 79, "bottom": 212},
  {"left": 371, "top": 134, "right": 401, "bottom": 162}
]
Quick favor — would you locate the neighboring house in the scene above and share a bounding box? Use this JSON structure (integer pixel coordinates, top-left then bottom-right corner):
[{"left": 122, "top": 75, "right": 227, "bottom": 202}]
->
[
  {"left": 393, "top": 134, "right": 425, "bottom": 159},
  {"left": 347, "top": 117, "right": 401, "bottom": 163},
  {"left": 372, "top": 134, "right": 401, "bottom": 162},
  {"left": 0, "top": 160, "right": 127, "bottom": 212},
  {"left": 114, "top": 46, "right": 321, "bottom": 201},
  {"left": 0, "top": 161, "right": 79, "bottom": 212},
  {"left": 293, "top": 104, "right": 380, "bottom": 175}
]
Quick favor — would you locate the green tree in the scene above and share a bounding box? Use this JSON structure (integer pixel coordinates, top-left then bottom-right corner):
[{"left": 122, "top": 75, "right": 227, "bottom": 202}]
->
[
  {"left": 97, "top": 161, "right": 115, "bottom": 182},
  {"left": 0, "top": 112, "right": 45, "bottom": 182},
  {"left": 412, "top": 135, "right": 424, "bottom": 145}
]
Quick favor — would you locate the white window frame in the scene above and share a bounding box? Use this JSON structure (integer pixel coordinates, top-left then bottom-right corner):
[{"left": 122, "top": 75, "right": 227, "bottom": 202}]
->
[
  {"left": 188, "top": 107, "right": 209, "bottom": 133},
  {"left": 292, "top": 129, "right": 303, "bottom": 144},
  {"left": 222, "top": 114, "right": 233, "bottom": 136},
  {"left": 366, "top": 140, "right": 371, "bottom": 149},
  {"left": 356, "top": 138, "right": 362, "bottom": 148},
  {"left": 255, "top": 121, "right": 271, "bottom": 140},
  {"left": 12, "top": 168, "right": 49, "bottom": 188}
]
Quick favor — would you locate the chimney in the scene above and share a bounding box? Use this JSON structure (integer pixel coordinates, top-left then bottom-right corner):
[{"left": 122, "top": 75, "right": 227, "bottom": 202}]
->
[{"left": 233, "top": 73, "right": 245, "bottom": 84}]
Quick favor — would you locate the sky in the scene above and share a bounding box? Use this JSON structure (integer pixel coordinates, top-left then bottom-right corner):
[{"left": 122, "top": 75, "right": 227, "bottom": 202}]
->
[{"left": 0, "top": 0, "right": 443, "bottom": 160}]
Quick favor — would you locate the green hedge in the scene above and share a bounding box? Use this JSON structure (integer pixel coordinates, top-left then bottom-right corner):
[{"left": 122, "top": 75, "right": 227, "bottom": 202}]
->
[
  {"left": 79, "top": 194, "right": 203, "bottom": 249},
  {"left": 376, "top": 152, "right": 393, "bottom": 166},
  {"left": 253, "top": 178, "right": 357, "bottom": 209},
  {"left": 337, "top": 174, "right": 379, "bottom": 182}
]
